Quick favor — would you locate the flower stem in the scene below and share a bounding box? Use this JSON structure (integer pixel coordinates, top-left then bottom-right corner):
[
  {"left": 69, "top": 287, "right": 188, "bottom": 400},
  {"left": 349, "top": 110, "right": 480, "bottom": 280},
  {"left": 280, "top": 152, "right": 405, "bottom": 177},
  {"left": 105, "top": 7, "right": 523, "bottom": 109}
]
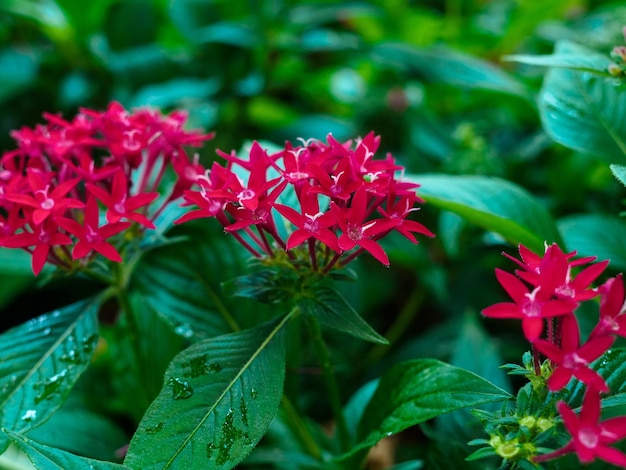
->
[
  {"left": 305, "top": 314, "right": 350, "bottom": 451},
  {"left": 281, "top": 395, "right": 322, "bottom": 459},
  {"left": 112, "top": 260, "right": 152, "bottom": 413}
]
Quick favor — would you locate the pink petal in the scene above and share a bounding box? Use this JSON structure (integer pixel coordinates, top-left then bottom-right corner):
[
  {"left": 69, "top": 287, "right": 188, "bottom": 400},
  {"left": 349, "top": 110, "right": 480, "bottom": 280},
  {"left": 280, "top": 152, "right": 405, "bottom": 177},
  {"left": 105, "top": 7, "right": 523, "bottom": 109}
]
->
[
  {"left": 595, "top": 446, "right": 626, "bottom": 467},
  {"left": 338, "top": 233, "right": 356, "bottom": 251},
  {"left": 32, "top": 243, "right": 50, "bottom": 275},
  {"left": 521, "top": 316, "right": 544, "bottom": 342},
  {"left": 358, "top": 238, "right": 389, "bottom": 266},
  {"left": 93, "top": 241, "right": 123, "bottom": 262},
  {"left": 286, "top": 230, "right": 312, "bottom": 250},
  {"left": 547, "top": 366, "right": 573, "bottom": 391},
  {"left": 495, "top": 269, "right": 528, "bottom": 303},
  {"left": 482, "top": 302, "right": 522, "bottom": 319}
]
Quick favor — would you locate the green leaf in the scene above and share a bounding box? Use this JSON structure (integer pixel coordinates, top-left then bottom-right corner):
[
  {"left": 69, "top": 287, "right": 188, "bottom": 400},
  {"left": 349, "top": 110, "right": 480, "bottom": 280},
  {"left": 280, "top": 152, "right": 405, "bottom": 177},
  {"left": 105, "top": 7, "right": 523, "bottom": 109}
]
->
[
  {"left": 610, "top": 163, "right": 626, "bottom": 187},
  {"left": 344, "top": 379, "right": 379, "bottom": 443},
  {"left": 371, "top": 43, "right": 530, "bottom": 98},
  {"left": 342, "top": 359, "right": 511, "bottom": 459},
  {"left": 504, "top": 46, "right": 611, "bottom": 74},
  {"left": 131, "top": 222, "right": 248, "bottom": 339},
  {"left": 26, "top": 393, "right": 127, "bottom": 462},
  {"left": 538, "top": 40, "right": 626, "bottom": 162},
  {"left": 558, "top": 214, "right": 626, "bottom": 271},
  {"left": 221, "top": 269, "right": 298, "bottom": 305},
  {"left": 0, "top": 300, "right": 100, "bottom": 452},
  {"left": 124, "top": 315, "right": 290, "bottom": 469},
  {"left": 436, "top": 314, "right": 511, "bottom": 442},
  {"left": 297, "top": 285, "right": 388, "bottom": 345},
  {"left": 3, "top": 430, "right": 129, "bottom": 470},
  {"left": 410, "top": 174, "right": 561, "bottom": 253}
]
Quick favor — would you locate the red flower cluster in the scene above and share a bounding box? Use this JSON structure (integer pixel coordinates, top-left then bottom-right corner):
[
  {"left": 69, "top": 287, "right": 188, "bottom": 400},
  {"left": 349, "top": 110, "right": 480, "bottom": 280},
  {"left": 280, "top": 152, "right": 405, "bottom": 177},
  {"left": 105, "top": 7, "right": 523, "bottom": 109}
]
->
[
  {"left": 483, "top": 243, "right": 626, "bottom": 467},
  {"left": 175, "top": 133, "right": 434, "bottom": 271},
  {"left": 0, "top": 102, "right": 213, "bottom": 275}
]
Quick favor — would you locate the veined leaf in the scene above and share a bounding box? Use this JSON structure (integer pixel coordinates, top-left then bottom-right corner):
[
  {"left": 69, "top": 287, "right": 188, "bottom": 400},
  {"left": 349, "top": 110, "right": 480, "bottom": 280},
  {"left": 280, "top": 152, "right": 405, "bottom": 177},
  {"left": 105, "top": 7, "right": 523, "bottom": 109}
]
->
[
  {"left": 3, "top": 430, "right": 129, "bottom": 470},
  {"left": 338, "top": 359, "right": 511, "bottom": 460},
  {"left": 558, "top": 214, "right": 626, "bottom": 271},
  {"left": 410, "top": 174, "right": 561, "bottom": 253},
  {"left": 297, "top": 285, "right": 388, "bottom": 345},
  {"left": 0, "top": 300, "right": 99, "bottom": 452},
  {"left": 124, "top": 315, "right": 290, "bottom": 469},
  {"left": 538, "top": 40, "right": 626, "bottom": 162},
  {"left": 131, "top": 222, "right": 249, "bottom": 339}
]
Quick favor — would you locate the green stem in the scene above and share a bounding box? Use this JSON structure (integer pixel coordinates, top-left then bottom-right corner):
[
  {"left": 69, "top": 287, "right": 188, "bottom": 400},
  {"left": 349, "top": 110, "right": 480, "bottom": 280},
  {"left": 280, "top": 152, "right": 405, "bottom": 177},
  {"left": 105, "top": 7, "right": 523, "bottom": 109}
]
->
[
  {"left": 112, "top": 260, "right": 152, "bottom": 412},
  {"left": 281, "top": 395, "right": 322, "bottom": 460},
  {"left": 305, "top": 314, "right": 350, "bottom": 452}
]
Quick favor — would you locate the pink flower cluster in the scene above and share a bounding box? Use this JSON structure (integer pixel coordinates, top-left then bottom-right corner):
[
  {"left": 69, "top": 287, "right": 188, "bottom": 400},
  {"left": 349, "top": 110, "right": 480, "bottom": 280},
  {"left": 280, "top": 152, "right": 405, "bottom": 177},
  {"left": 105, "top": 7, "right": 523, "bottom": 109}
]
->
[
  {"left": 0, "top": 102, "right": 213, "bottom": 275},
  {"left": 483, "top": 243, "right": 626, "bottom": 467},
  {"left": 175, "top": 133, "right": 434, "bottom": 271}
]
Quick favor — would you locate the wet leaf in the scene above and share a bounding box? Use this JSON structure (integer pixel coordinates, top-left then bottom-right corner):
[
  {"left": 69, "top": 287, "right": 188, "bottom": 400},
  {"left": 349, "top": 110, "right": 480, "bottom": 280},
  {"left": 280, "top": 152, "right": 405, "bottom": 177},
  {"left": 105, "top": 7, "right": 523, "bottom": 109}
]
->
[
  {"left": 124, "top": 315, "right": 290, "bottom": 469},
  {"left": 4, "top": 430, "right": 129, "bottom": 470},
  {"left": 0, "top": 299, "right": 99, "bottom": 453}
]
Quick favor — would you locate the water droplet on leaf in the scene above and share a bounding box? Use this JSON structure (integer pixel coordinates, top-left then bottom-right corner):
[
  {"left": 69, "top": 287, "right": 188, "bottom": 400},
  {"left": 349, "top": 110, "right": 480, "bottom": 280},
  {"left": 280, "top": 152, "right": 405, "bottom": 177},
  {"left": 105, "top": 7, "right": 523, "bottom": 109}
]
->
[
  {"left": 21, "top": 410, "right": 37, "bottom": 421},
  {"left": 174, "top": 323, "right": 194, "bottom": 338},
  {"left": 145, "top": 422, "right": 165, "bottom": 434},
  {"left": 168, "top": 377, "right": 194, "bottom": 399}
]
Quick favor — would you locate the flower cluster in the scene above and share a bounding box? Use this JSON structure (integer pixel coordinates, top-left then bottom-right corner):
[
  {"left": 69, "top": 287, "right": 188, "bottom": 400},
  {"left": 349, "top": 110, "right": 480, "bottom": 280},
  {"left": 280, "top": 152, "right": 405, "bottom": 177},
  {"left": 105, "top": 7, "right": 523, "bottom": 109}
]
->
[
  {"left": 0, "top": 102, "right": 213, "bottom": 275},
  {"left": 483, "top": 243, "right": 626, "bottom": 467},
  {"left": 175, "top": 133, "right": 434, "bottom": 272}
]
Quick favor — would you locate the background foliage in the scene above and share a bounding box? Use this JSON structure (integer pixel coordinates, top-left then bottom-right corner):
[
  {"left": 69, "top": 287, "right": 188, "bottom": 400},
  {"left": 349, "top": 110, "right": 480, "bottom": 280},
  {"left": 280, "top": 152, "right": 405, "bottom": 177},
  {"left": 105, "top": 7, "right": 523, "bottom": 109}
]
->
[{"left": 3, "top": 0, "right": 626, "bottom": 468}]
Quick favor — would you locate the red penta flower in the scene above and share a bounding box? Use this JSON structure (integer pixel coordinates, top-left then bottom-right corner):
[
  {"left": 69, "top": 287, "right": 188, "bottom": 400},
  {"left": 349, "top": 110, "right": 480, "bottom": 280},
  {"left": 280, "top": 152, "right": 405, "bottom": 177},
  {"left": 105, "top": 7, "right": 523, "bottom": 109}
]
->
[
  {"left": 534, "top": 315, "right": 613, "bottom": 392},
  {"left": 331, "top": 187, "right": 396, "bottom": 266},
  {"left": 535, "top": 390, "right": 626, "bottom": 466},
  {"left": 56, "top": 197, "right": 131, "bottom": 262},
  {"left": 87, "top": 170, "right": 158, "bottom": 228},
  {"left": 378, "top": 192, "right": 434, "bottom": 244},
  {"left": 274, "top": 183, "right": 339, "bottom": 251},
  {"left": 482, "top": 269, "right": 577, "bottom": 342},
  {"left": 5, "top": 171, "right": 84, "bottom": 225},
  {"left": 2, "top": 219, "right": 72, "bottom": 275},
  {"left": 590, "top": 274, "right": 626, "bottom": 339}
]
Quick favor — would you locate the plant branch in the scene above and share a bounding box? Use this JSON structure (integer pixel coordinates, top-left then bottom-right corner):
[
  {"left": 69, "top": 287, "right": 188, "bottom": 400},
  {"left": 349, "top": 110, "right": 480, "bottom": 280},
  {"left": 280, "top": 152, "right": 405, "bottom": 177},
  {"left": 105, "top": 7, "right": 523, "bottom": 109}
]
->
[{"left": 305, "top": 314, "right": 350, "bottom": 451}]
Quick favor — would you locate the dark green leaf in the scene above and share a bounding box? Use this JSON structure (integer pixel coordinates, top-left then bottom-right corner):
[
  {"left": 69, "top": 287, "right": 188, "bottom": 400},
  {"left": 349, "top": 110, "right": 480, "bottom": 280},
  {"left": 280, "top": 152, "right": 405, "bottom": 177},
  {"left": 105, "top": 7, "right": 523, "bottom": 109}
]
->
[
  {"left": 26, "top": 393, "right": 127, "bottom": 462},
  {"left": 130, "top": 223, "right": 248, "bottom": 340},
  {"left": 436, "top": 314, "right": 510, "bottom": 442},
  {"left": 124, "top": 316, "right": 290, "bottom": 469},
  {"left": 221, "top": 269, "right": 297, "bottom": 305},
  {"left": 344, "top": 359, "right": 511, "bottom": 458},
  {"left": 558, "top": 214, "right": 626, "bottom": 271},
  {"left": 0, "top": 300, "right": 100, "bottom": 452},
  {"left": 344, "top": 379, "right": 379, "bottom": 443},
  {"left": 4, "top": 430, "right": 129, "bottom": 470},
  {"left": 297, "top": 285, "right": 388, "bottom": 345},
  {"left": 538, "top": 40, "right": 626, "bottom": 162},
  {"left": 410, "top": 174, "right": 561, "bottom": 252}
]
